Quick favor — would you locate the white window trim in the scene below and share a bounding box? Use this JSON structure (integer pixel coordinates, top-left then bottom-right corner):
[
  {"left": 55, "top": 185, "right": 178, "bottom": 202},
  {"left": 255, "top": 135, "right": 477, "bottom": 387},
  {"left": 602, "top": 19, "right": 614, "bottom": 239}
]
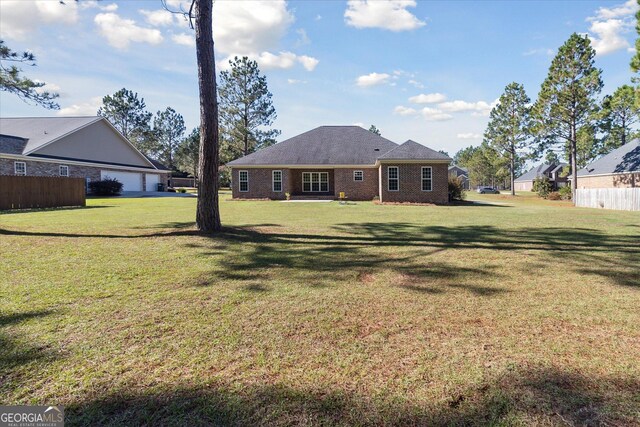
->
[
  {"left": 387, "top": 166, "right": 399, "bottom": 192},
  {"left": 239, "top": 170, "right": 249, "bottom": 192},
  {"left": 421, "top": 166, "right": 433, "bottom": 192},
  {"left": 272, "top": 170, "right": 282, "bottom": 192},
  {"left": 59, "top": 165, "right": 69, "bottom": 177},
  {"left": 353, "top": 170, "right": 364, "bottom": 182},
  {"left": 14, "top": 161, "right": 26, "bottom": 176},
  {"left": 302, "top": 172, "right": 329, "bottom": 192}
]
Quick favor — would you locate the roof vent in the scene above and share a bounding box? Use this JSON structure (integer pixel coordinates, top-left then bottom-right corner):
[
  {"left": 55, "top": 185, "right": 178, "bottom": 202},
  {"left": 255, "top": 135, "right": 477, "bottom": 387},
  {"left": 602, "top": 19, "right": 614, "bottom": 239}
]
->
[
  {"left": 43, "top": 131, "right": 48, "bottom": 134},
  {"left": 374, "top": 148, "right": 380, "bottom": 151}
]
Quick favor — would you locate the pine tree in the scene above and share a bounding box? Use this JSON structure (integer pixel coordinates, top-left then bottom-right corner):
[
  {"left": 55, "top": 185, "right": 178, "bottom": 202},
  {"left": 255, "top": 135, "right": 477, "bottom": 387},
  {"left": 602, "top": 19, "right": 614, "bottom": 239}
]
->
[
  {"left": 219, "top": 56, "right": 280, "bottom": 158},
  {"left": 532, "top": 33, "right": 603, "bottom": 199},
  {"left": 600, "top": 84, "right": 639, "bottom": 150},
  {"left": 0, "top": 40, "right": 59, "bottom": 109},
  {"left": 97, "top": 88, "right": 153, "bottom": 153},
  {"left": 368, "top": 125, "right": 381, "bottom": 135},
  {"left": 176, "top": 128, "right": 200, "bottom": 180},
  {"left": 153, "top": 107, "right": 186, "bottom": 171},
  {"left": 484, "top": 82, "right": 531, "bottom": 195}
]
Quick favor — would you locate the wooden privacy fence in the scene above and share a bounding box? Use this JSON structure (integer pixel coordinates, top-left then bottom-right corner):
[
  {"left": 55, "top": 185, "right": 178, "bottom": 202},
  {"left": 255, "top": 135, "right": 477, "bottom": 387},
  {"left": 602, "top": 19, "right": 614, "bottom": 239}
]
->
[
  {"left": 575, "top": 188, "right": 640, "bottom": 211},
  {"left": 0, "top": 175, "right": 86, "bottom": 210}
]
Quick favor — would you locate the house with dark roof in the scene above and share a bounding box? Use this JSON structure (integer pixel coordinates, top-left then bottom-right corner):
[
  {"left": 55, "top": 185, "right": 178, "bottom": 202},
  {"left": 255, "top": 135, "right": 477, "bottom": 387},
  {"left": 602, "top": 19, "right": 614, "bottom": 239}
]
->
[
  {"left": 0, "top": 116, "right": 170, "bottom": 192},
  {"left": 226, "top": 126, "right": 452, "bottom": 203},
  {"left": 448, "top": 164, "right": 470, "bottom": 190},
  {"left": 575, "top": 140, "right": 639, "bottom": 188},
  {"left": 514, "top": 162, "right": 568, "bottom": 191}
]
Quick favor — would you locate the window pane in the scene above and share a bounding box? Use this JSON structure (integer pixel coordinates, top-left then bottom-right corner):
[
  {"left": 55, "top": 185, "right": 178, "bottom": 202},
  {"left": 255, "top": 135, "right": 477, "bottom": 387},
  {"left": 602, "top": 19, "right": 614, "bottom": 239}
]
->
[
  {"left": 303, "top": 173, "right": 310, "bottom": 183},
  {"left": 354, "top": 171, "right": 363, "bottom": 181},
  {"left": 389, "top": 180, "right": 398, "bottom": 191},
  {"left": 320, "top": 173, "right": 328, "bottom": 183},
  {"left": 388, "top": 167, "right": 398, "bottom": 179},
  {"left": 320, "top": 182, "right": 328, "bottom": 192},
  {"left": 303, "top": 182, "right": 311, "bottom": 192},
  {"left": 422, "top": 167, "right": 431, "bottom": 179}
]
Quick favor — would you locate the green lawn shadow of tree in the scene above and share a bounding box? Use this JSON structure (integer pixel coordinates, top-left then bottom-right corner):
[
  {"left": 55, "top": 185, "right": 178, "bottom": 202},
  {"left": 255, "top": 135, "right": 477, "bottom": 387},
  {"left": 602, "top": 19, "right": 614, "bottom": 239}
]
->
[{"left": 63, "top": 366, "right": 640, "bottom": 426}]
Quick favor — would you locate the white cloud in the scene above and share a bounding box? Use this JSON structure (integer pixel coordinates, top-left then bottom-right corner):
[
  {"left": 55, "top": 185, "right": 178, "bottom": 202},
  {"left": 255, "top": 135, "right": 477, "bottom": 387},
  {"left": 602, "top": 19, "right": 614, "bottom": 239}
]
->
[
  {"left": 345, "top": 0, "right": 425, "bottom": 31},
  {"left": 256, "top": 51, "right": 298, "bottom": 69},
  {"left": 421, "top": 107, "right": 452, "bottom": 121},
  {"left": 592, "top": 0, "right": 637, "bottom": 20},
  {"left": 408, "top": 79, "right": 424, "bottom": 89},
  {"left": 438, "top": 99, "right": 496, "bottom": 116},
  {"left": 172, "top": 33, "right": 195, "bottom": 47},
  {"left": 586, "top": 0, "right": 639, "bottom": 56},
  {"left": 409, "top": 93, "right": 447, "bottom": 104},
  {"left": 34, "top": 82, "right": 61, "bottom": 95},
  {"left": 140, "top": 9, "right": 175, "bottom": 27},
  {"left": 394, "top": 106, "right": 418, "bottom": 116},
  {"left": 0, "top": 0, "right": 78, "bottom": 40},
  {"left": 298, "top": 55, "right": 319, "bottom": 71},
  {"left": 522, "top": 48, "right": 554, "bottom": 56},
  {"left": 356, "top": 72, "right": 391, "bottom": 87},
  {"left": 57, "top": 97, "right": 102, "bottom": 116},
  {"left": 95, "top": 13, "right": 164, "bottom": 50},
  {"left": 295, "top": 28, "right": 311, "bottom": 46},
  {"left": 588, "top": 18, "right": 632, "bottom": 55},
  {"left": 287, "top": 79, "right": 307, "bottom": 84},
  {"left": 457, "top": 133, "right": 482, "bottom": 140},
  {"left": 213, "top": 0, "right": 294, "bottom": 55}
]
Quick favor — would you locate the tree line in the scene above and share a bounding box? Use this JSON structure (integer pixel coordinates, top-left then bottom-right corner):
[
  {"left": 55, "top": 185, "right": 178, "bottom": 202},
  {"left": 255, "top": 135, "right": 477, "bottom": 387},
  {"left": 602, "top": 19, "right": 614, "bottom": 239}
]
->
[
  {"left": 454, "top": 31, "right": 640, "bottom": 196},
  {"left": 95, "top": 56, "right": 279, "bottom": 182}
]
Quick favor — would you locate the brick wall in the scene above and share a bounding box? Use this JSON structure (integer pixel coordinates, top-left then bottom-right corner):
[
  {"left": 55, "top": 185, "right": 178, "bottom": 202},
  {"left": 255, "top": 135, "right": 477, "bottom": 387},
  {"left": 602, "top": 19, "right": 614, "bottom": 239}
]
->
[
  {"left": 577, "top": 173, "right": 638, "bottom": 189},
  {"left": 379, "top": 163, "right": 449, "bottom": 203},
  {"left": 0, "top": 158, "right": 169, "bottom": 191},
  {"left": 333, "top": 168, "right": 378, "bottom": 201},
  {"left": 231, "top": 168, "right": 291, "bottom": 199}
]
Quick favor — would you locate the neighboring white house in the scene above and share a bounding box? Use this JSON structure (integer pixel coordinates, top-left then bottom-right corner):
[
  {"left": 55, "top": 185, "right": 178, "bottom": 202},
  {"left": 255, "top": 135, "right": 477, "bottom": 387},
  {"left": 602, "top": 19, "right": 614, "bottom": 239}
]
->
[{"left": 0, "top": 116, "right": 170, "bottom": 192}]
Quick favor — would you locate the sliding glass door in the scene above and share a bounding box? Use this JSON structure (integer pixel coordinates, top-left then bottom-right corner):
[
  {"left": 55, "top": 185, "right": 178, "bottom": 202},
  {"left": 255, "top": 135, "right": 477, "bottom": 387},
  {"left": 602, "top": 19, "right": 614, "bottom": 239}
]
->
[{"left": 302, "top": 172, "right": 329, "bottom": 192}]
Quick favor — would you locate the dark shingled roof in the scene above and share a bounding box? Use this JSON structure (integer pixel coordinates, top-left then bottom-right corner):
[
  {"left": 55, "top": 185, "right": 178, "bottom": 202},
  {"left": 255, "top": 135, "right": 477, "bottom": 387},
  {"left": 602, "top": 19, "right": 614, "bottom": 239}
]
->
[
  {"left": 577, "top": 139, "right": 640, "bottom": 176},
  {"left": 227, "top": 126, "right": 399, "bottom": 166},
  {"left": 0, "top": 134, "right": 28, "bottom": 155},
  {"left": 377, "top": 140, "right": 451, "bottom": 161},
  {"left": 514, "top": 163, "right": 566, "bottom": 182}
]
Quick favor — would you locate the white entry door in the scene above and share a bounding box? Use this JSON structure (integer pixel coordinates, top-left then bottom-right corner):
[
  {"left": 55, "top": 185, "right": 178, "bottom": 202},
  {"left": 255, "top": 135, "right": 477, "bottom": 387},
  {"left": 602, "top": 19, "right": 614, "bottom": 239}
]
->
[
  {"left": 100, "top": 170, "right": 142, "bottom": 191},
  {"left": 145, "top": 173, "right": 160, "bottom": 191}
]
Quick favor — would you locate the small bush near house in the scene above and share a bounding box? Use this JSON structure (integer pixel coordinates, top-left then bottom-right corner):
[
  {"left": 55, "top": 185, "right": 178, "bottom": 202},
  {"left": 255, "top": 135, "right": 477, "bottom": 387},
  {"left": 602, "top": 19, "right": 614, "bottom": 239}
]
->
[
  {"left": 177, "top": 188, "right": 187, "bottom": 193},
  {"left": 532, "top": 176, "right": 552, "bottom": 198},
  {"left": 88, "top": 178, "right": 123, "bottom": 196},
  {"left": 448, "top": 176, "right": 466, "bottom": 201},
  {"left": 559, "top": 186, "right": 572, "bottom": 200},
  {"left": 547, "top": 191, "right": 561, "bottom": 200}
]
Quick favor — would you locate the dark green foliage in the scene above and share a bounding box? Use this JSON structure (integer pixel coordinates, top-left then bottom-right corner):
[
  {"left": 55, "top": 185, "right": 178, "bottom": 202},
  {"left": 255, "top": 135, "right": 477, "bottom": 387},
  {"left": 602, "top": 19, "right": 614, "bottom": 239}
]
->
[
  {"left": 484, "top": 82, "right": 532, "bottom": 195},
  {"left": 219, "top": 167, "right": 231, "bottom": 188},
  {"left": 368, "top": 125, "right": 381, "bottom": 136},
  {"left": 219, "top": 56, "right": 280, "bottom": 160},
  {"left": 559, "top": 186, "right": 572, "bottom": 200},
  {"left": 88, "top": 178, "right": 123, "bottom": 196},
  {"left": 153, "top": 107, "right": 186, "bottom": 171},
  {"left": 448, "top": 176, "right": 466, "bottom": 201},
  {"left": 600, "top": 85, "right": 639, "bottom": 150},
  {"left": 97, "top": 88, "right": 153, "bottom": 153},
  {"left": 0, "top": 40, "right": 59, "bottom": 109},
  {"left": 532, "top": 176, "right": 552, "bottom": 198},
  {"left": 532, "top": 33, "right": 603, "bottom": 197},
  {"left": 176, "top": 128, "right": 200, "bottom": 179}
]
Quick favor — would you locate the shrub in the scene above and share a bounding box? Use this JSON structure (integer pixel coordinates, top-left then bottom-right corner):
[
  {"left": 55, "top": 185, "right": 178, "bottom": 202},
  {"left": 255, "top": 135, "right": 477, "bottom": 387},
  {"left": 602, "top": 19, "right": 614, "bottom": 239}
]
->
[
  {"left": 448, "top": 176, "right": 466, "bottom": 201},
  {"left": 219, "top": 167, "right": 231, "bottom": 188},
  {"left": 177, "top": 188, "right": 187, "bottom": 193},
  {"left": 532, "top": 176, "right": 552, "bottom": 199},
  {"left": 88, "top": 178, "right": 123, "bottom": 196},
  {"left": 547, "top": 191, "right": 561, "bottom": 200},
  {"left": 559, "top": 186, "right": 572, "bottom": 200}
]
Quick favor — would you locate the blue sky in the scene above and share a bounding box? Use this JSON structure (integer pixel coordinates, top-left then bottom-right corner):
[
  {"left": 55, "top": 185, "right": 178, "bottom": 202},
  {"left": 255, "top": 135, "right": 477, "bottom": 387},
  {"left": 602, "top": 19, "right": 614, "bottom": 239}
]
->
[{"left": 0, "top": 0, "right": 638, "bottom": 155}]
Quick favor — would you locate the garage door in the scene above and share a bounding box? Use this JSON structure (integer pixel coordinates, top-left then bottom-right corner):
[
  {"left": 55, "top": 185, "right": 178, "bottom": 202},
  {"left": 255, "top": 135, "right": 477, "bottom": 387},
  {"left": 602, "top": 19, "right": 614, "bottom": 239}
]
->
[
  {"left": 145, "top": 173, "right": 160, "bottom": 192},
  {"left": 100, "top": 170, "right": 142, "bottom": 191}
]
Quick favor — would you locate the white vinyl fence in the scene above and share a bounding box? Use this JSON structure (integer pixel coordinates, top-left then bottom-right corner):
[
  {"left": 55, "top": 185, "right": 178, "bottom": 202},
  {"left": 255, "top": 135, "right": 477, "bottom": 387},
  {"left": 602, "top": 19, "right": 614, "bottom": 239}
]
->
[{"left": 575, "top": 188, "right": 640, "bottom": 211}]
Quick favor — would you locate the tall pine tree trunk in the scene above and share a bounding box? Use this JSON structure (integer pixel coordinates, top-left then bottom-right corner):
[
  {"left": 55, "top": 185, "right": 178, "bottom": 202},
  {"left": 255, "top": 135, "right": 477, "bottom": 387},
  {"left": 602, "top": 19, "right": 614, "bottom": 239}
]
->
[
  {"left": 195, "top": 0, "right": 221, "bottom": 233},
  {"left": 510, "top": 152, "right": 515, "bottom": 196},
  {"left": 570, "top": 120, "right": 577, "bottom": 202}
]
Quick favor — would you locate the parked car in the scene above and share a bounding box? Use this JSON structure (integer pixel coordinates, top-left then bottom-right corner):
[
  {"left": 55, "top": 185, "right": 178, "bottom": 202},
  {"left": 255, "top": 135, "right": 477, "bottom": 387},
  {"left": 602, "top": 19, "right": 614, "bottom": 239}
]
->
[{"left": 477, "top": 186, "right": 500, "bottom": 194}]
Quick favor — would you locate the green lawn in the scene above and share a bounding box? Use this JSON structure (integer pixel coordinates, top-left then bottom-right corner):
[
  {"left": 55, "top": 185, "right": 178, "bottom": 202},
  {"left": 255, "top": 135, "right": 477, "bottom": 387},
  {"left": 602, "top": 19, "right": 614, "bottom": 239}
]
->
[{"left": 1, "top": 192, "right": 639, "bottom": 426}]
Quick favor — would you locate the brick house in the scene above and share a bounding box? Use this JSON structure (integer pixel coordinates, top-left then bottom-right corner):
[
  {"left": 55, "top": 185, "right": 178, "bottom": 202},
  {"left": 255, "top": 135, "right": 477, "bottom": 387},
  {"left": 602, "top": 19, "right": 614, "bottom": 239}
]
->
[
  {"left": 0, "top": 116, "right": 170, "bottom": 191},
  {"left": 574, "top": 139, "right": 639, "bottom": 188},
  {"left": 227, "top": 126, "right": 451, "bottom": 203},
  {"left": 514, "top": 162, "right": 569, "bottom": 191}
]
